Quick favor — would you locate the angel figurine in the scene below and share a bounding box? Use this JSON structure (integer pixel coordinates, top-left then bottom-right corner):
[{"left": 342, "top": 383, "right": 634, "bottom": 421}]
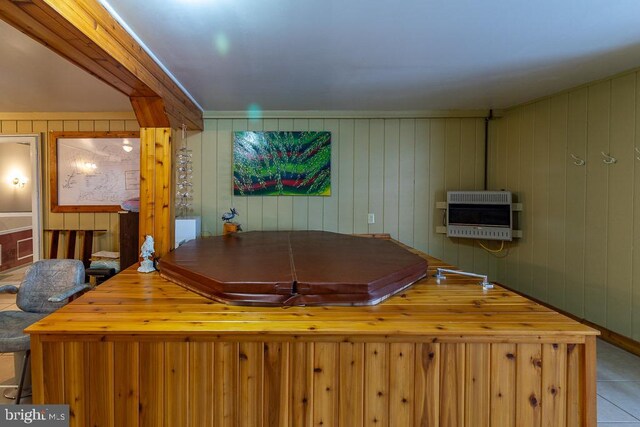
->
[{"left": 137, "top": 235, "right": 156, "bottom": 273}]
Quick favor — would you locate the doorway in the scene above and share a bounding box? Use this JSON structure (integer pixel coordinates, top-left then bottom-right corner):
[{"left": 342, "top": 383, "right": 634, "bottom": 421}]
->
[{"left": 0, "top": 135, "right": 42, "bottom": 273}]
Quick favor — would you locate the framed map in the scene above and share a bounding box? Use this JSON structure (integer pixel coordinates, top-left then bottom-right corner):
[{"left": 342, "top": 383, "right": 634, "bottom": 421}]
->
[{"left": 49, "top": 131, "right": 140, "bottom": 212}]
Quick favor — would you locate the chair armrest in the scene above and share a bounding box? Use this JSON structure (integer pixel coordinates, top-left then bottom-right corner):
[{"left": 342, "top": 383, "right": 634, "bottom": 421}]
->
[
  {"left": 0, "top": 285, "right": 18, "bottom": 294},
  {"left": 48, "top": 283, "right": 92, "bottom": 303}
]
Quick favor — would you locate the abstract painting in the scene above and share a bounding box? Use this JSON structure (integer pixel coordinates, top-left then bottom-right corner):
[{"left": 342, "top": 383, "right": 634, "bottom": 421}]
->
[{"left": 233, "top": 131, "right": 331, "bottom": 196}]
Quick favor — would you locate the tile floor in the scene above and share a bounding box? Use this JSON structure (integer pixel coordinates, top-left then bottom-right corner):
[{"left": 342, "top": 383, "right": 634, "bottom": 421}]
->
[{"left": 0, "top": 265, "right": 638, "bottom": 425}]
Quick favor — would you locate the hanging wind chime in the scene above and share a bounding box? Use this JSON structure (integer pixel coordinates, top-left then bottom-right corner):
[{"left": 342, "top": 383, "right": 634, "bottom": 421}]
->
[{"left": 176, "top": 124, "right": 193, "bottom": 217}]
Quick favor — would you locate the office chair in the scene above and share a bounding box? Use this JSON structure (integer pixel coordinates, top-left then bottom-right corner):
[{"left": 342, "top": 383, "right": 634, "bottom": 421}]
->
[{"left": 0, "top": 259, "right": 89, "bottom": 403}]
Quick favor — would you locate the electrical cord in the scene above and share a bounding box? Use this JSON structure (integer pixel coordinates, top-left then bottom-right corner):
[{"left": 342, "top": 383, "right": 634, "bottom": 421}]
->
[{"left": 478, "top": 240, "right": 505, "bottom": 253}]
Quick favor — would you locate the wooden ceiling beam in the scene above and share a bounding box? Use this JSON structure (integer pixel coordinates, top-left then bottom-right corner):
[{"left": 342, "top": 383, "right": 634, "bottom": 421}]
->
[{"left": 0, "top": 0, "right": 203, "bottom": 130}]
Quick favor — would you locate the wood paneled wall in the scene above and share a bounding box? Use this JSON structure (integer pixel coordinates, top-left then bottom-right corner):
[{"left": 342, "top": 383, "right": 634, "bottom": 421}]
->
[
  {"left": 0, "top": 114, "right": 139, "bottom": 257},
  {"left": 187, "top": 117, "right": 489, "bottom": 272},
  {"left": 34, "top": 337, "right": 592, "bottom": 427},
  {"left": 487, "top": 70, "right": 640, "bottom": 341}
]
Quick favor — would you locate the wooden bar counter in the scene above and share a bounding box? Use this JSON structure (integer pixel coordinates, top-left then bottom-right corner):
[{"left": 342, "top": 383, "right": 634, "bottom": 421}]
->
[{"left": 26, "top": 250, "right": 598, "bottom": 426}]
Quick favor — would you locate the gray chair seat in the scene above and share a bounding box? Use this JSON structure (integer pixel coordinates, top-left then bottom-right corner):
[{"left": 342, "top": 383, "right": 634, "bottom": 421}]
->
[{"left": 0, "top": 311, "right": 47, "bottom": 353}]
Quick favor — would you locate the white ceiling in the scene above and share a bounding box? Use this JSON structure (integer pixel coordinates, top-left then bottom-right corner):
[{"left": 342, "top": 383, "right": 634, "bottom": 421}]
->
[
  {"left": 0, "top": 19, "right": 131, "bottom": 112},
  {"left": 3, "top": 1, "right": 640, "bottom": 113}
]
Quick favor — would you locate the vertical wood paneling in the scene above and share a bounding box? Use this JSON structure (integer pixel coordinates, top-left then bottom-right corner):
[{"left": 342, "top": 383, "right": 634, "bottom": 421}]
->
[
  {"left": 139, "top": 342, "right": 164, "bottom": 427},
  {"left": 398, "top": 119, "right": 415, "bottom": 246},
  {"left": 428, "top": 120, "right": 446, "bottom": 259},
  {"left": 264, "top": 342, "right": 289, "bottom": 427},
  {"left": 39, "top": 337, "right": 592, "bottom": 427},
  {"left": 64, "top": 342, "right": 86, "bottom": 427},
  {"left": 42, "top": 341, "right": 65, "bottom": 403},
  {"left": 353, "top": 120, "right": 370, "bottom": 234},
  {"left": 201, "top": 120, "right": 218, "bottom": 236},
  {"left": 584, "top": 82, "right": 609, "bottom": 325},
  {"left": 415, "top": 343, "right": 440, "bottom": 426},
  {"left": 290, "top": 342, "right": 313, "bottom": 426},
  {"left": 364, "top": 343, "right": 388, "bottom": 427},
  {"left": 383, "top": 119, "right": 400, "bottom": 240},
  {"left": 606, "top": 73, "right": 635, "bottom": 336},
  {"left": 565, "top": 344, "right": 584, "bottom": 426},
  {"left": 516, "top": 344, "right": 542, "bottom": 427},
  {"left": 338, "top": 119, "right": 355, "bottom": 234},
  {"left": 531, "top": 100, "right": 550, "bottom": 302},
  {"left": 413, "top": 119, "right": 430, "bottom": 253},
  {"left": 368, "top": 119, "right": 385, "bottom": 234},
  {"left": 490, "top": 69, "right": 640, "bottom": 341},
  {"left": 542, "top": 343, "right": 567, "bottom": 427},
  {"left": 564, "top": 88, "right": 588, "bottom": 318},
  {"left": 165, "top": 342, "right": 189, "bottom": 426},
  {"left": 114, "top": 342, "right": 139, "bottom": 427},
  {"left": 189, "top": 342, "right": 214, "bottom": 427},
  {"left": 490, "top": 343, "right": 516, "bottom": 426},
  {"left": 389, "top": 343, "right": 415, "bottom": 427},
  {"left": 214, "top": 342, "right": 238, "bottom": 427},
  {"left": 545, "top": 94, "right": 568, "bottom": 310},
  {"left": 238, "top": 342, "right": 262, "bottom": 427},
  {"left": 440, "top": 343, "right": 465, "bottom": 426},
  {"left": 518, "top": 105, "right": 535, "bottom": 296},
  {"left": 465, "top": 343, "right": 490, "bottom": 427},
  {"left": 216, "top": 120, "right": 233, "bottom": 235},
  {"left": 634, "top": 72, "right": 640, "bottom": 342},
  {"left": 339, "top": 342, "right": 365, "bottom": 427},
  {"left": 86, "top": 342, "right": 114, "bottom": 427},
  {"left": 313, "top": 342, "right": 339, "bottom": 427}
]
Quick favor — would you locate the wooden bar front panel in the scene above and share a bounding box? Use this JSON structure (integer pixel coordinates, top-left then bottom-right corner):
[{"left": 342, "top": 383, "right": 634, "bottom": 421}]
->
[{"left": 33, "top": 338, "right": 595, "bottom": 427}]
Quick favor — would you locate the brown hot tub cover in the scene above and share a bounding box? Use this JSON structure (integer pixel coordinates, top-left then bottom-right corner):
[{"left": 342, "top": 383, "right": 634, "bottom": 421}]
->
[{"left": 159, "top": 231, "right": 427, "bottom": 306}]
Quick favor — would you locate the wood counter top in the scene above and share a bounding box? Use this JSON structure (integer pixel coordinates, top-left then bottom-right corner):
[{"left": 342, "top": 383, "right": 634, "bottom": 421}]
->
[{"left": 27, "top": 252, "right": 596, "bottom": 342}]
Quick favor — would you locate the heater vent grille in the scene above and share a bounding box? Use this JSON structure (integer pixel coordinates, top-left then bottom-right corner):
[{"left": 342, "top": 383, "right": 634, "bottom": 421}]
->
[{"left": 448, "top": 191, "right": 511, "bottom": 204}]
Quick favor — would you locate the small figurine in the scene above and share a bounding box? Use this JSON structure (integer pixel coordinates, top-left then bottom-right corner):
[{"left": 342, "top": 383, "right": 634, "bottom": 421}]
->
[
  {"left": 138, "top": 235, "right": 156, "bottom": 273},
  {"left": 221, "top": 208, "right": 242, "bottom": 235},
  {"left": 221, "top": 207, "right": 239, "bottom": 222}
]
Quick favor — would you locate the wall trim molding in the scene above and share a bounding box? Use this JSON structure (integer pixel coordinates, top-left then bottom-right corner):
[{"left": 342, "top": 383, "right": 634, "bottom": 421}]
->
[
  {"left": 203, "top": 110, "right": 490, "bottom": 119},
  {"left": 496, "top": 281, "right": 640, "bottom": 357},
  {"left": 0, "top": 213, "right": 32, "bottom": 218},
  {"left": 0, "top": 112, "right": 136, "bottom": 121}
]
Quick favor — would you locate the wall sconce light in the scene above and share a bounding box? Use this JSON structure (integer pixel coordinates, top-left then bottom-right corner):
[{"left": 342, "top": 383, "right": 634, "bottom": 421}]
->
[
  {"left": 12, "top": 176, "right": 27, "bottom": 188},
  {"left": 122, "top": 139, "right": 133, "bottom": 153}
]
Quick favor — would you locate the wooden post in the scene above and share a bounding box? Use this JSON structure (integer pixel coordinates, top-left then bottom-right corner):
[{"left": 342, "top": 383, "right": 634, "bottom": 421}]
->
[{"left": 139, "top": 127, "right": 174, "bottom": 257}]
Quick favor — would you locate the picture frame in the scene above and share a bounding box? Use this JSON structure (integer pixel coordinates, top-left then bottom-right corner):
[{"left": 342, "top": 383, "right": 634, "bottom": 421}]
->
[{"left": 49, "top": 131, "right": 140, "bottom": 213}]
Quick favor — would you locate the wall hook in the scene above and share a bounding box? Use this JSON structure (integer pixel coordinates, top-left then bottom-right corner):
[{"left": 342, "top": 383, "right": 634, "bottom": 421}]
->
[
  {"left": 570, "top": 153, "right": 585, "bottom": 166},
  {"left": 635, "top": 147, "right": 640, "bottom": 161},
  {"left": 601, "top": 152, "right": 617, "bottom": 164}
]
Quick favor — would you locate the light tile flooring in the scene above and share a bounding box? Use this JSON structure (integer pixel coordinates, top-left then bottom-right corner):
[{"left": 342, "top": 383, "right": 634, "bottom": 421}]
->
[{"left": 0, "top": 266, "right": 638, "bottom": 424}]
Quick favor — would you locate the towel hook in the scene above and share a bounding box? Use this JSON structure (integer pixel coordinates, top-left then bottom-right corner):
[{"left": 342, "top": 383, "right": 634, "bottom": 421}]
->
[
  {"left": 570, "top": 153, "right": 585, "bottom": 166},
  {"left": 601, "top": 152, "right": 617, "bottom": 164}
]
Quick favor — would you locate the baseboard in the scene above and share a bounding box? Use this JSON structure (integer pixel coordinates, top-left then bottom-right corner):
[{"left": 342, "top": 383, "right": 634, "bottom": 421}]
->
[{"left": 495, "top": 282, "right": 640, "bottom": 358}]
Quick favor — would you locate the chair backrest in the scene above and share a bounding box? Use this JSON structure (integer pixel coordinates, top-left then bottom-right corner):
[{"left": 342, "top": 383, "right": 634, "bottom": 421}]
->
[{"left": 17, "top": 259, "right": 85, "bottom": 313}]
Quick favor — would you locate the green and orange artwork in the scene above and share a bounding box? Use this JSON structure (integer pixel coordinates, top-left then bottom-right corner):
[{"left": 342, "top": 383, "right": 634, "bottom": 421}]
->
[{"left": 233, "top": 131, "right": 331, "bottom": 196}]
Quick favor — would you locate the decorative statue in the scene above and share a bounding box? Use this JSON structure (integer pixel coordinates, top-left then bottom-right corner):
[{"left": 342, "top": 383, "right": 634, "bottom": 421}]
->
[
  {"left": 221, "top": 207, "right": 239, "bottom": 223},
  {"left": 138, "top": 235, "right": 156, "bottom": 273},
  {"left": 221, "top": 208, "right": 242, "bottom": 235}
]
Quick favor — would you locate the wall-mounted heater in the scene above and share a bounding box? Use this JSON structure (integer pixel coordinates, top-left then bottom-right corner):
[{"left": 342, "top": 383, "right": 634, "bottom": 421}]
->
[{"left": 447, "top": 191, "right": 512, "bottom": 241}]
